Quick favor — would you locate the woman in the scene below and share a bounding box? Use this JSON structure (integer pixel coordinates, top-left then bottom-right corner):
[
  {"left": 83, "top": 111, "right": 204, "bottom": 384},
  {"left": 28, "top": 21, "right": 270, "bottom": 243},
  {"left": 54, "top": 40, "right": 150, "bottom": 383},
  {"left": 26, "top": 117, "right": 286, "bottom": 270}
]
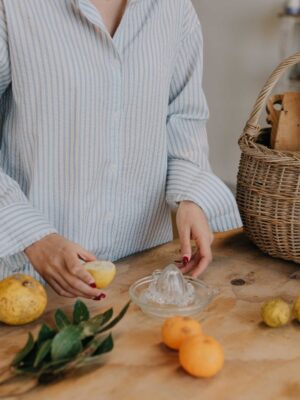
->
[{"left": 0, "top": 0, "right": 242, "bottom": 299}]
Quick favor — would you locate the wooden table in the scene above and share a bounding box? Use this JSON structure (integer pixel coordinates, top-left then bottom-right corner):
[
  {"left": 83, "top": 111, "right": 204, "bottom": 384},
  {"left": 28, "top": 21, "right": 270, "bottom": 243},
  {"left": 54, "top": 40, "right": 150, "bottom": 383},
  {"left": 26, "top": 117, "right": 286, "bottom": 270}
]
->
[{"left": 1, "top": 231, "right": 300, "bottom": 400}]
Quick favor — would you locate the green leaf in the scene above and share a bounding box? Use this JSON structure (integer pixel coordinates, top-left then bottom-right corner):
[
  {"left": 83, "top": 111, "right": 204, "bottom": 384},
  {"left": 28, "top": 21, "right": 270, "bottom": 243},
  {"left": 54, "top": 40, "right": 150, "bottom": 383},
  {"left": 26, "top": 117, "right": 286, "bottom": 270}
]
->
[
  {"left": 37, "top": 323, "right": 56, "bottom": 346},
  {"left": 64, "top": 334, "right": 114, "bottom": 368},
  {"left": 51, "top": 326, "right": 82, "bottom": 361},
  {"left": 14, "top": 366, "right": 38, "bottom": 375},
  {"left": 97, "top": 301, "right": 131, "bottom": 334},
  {"left": 64, "top": 334, "right": 114, "bottom": 372},
  {"left": 90, "top": 308, "right": 113, "bottom": 327},
  {"left": 80, "top": 336, "right": 108, "bottom": 357},
  {"left": 81, "top": 335, "right": 94, "bottom": 349},
  {"left": 79, "top": 322, "right": 98, "bottom": 340},
  {"left": 78, "top": 308, "right": 113, "bottom": 340},
  {"left": 73, "top": 300, "right": 90, "bottom": 324},
  {"left": 34, "top": 339, "right": 52, "bottom": 368},
  {"left": 93, "top": 334, "right": 113, "bottom": 355},
  {"left": 12, "top": 333, "right": 35, "bottom": 367},
  {"left": 55, "top": 309, "right": 71, "bottom": 330}
]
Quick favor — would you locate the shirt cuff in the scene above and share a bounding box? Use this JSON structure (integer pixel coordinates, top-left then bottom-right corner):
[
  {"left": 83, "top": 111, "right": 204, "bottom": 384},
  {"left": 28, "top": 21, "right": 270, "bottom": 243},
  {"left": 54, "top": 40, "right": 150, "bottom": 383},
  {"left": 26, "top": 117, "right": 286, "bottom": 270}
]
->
[
  {"left": 166, "top": 159, "right": 243, "bottom": 232},
  {"left": 0, "top": 202, "right": 58, "bottom": 257}
]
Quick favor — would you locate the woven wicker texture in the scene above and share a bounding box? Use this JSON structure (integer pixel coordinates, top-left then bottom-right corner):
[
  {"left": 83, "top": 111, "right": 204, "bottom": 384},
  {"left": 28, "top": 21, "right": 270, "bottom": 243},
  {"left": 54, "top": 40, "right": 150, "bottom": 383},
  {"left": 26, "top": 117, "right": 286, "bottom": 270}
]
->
[{"left": 237, "top": 53, "right": 300, "bottom": 263}]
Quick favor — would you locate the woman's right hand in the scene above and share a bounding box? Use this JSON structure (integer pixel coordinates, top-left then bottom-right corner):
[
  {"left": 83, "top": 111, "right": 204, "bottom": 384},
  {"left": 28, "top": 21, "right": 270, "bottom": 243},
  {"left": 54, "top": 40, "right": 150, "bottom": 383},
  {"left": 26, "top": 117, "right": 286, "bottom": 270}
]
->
[{"left": 24, "top": 233, "right": 105, "bottom": 300}]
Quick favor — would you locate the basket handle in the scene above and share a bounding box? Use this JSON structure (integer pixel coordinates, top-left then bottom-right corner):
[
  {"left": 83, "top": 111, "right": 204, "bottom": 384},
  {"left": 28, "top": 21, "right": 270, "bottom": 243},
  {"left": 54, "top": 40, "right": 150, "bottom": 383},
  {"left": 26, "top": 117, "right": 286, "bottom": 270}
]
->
[{"left": 244, "top": 52, "right": 300, "bottom": 136}]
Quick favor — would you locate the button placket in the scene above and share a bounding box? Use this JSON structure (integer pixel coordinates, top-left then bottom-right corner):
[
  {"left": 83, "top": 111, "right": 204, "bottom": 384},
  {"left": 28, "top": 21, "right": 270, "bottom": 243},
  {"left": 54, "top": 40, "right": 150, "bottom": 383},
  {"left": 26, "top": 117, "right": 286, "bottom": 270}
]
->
[{"left": 104, "top": 57, "right": 123, "bottom": 225}]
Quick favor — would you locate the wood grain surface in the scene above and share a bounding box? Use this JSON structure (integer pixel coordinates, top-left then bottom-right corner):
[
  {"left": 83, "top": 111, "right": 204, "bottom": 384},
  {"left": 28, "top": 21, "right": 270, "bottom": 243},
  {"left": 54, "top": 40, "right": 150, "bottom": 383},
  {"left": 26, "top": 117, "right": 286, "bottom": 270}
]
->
[{"left": 1, "top": 231, "right": 300, "bottom": 400}]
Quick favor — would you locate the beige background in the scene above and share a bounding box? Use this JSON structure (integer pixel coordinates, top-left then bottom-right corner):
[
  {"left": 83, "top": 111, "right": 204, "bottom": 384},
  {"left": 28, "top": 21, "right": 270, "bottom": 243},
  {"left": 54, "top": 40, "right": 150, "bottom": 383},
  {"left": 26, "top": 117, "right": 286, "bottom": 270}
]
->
[{"left": 192, "top": 0, "right": 286, "bottom": 188}]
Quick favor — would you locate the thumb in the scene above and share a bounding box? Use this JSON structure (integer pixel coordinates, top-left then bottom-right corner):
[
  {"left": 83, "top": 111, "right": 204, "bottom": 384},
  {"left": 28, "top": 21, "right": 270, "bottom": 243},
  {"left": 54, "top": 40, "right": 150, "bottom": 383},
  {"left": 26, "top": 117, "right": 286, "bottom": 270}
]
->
[
  {"left": 178, "top": 227, "right": 192, "bottom": 264},
  {"left": 77, "top": 247, "right": 97, "bottom": 262}
]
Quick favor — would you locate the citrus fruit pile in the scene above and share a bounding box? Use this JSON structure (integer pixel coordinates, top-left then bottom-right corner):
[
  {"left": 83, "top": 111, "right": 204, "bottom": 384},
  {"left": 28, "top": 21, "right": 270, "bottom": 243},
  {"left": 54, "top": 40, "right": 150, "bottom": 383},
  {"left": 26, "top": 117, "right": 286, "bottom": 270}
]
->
[
  {"left": 261, "top": 295, "right": 300, "bottom": 328},
  {"left": 161, "top": 316, "right": 224, "bottom": 378}
]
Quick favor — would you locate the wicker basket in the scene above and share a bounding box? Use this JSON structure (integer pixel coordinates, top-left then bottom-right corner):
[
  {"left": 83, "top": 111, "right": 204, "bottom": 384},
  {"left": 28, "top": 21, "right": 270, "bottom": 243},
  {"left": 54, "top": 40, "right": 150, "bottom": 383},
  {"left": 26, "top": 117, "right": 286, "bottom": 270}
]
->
[{"left": 237, "top": 53, "right": 300, "bottom": 263}]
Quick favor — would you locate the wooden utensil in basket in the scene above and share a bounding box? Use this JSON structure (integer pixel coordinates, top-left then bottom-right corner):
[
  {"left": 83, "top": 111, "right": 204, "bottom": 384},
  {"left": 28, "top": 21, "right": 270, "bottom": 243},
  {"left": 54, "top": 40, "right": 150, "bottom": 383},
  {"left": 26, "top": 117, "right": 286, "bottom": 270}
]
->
[
  {"left": 237, "top": 53, "right": 300, "bottom": 264},
  {"left": 266, "top": 92, "right": 300, "bottom": 151}
]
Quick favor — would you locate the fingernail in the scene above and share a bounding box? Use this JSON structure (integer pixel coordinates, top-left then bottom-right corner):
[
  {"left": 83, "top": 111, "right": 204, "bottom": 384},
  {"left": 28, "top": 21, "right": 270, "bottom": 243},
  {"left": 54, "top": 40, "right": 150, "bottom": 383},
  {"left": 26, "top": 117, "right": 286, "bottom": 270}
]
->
[
  {"left": 89, "top": 282, "right": 97, "bottom": 288},
  {"left": 182, "top": 256, "right": 189, "bottom": 266},
  {"left": 93, "top": 293, "right": 106, "bottom": 301}
]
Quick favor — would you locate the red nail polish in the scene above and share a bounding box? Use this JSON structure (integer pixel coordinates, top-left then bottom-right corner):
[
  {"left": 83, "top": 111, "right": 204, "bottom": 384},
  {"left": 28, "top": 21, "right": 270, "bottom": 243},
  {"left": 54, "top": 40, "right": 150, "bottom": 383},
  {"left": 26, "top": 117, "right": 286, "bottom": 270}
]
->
[
  {"left": 89, "top": 282, "right": 96, "bottom": 288},
  {"left": 182, "top": 256, "right": 189, "bottom": 266},
  {"left": 93, "top": 293, "right": 106, "bottom": 301}
]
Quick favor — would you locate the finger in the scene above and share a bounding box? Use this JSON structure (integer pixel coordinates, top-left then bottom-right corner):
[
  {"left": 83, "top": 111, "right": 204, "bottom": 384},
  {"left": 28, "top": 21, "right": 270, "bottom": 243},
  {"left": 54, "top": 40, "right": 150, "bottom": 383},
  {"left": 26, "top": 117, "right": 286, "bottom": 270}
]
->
[
  {"left": 66, "top": 275, "right": 103, "bottom": 298},
  {"left": 178, "top": 251, "right": 195, "bottom": 265},
  {"left": 65, "top": 253, "right": 97, "bottom": 287},
  {"left": 77, "top": 247, "right": 97, "bottom": 262},
  {"left": 62, "top": 261, "right": 103, "bottom": 298},
  {"left": 56, "top": 273, "right": 105, "bottom": 300},
  {"left": 179, "top": 253, "right": 200, "bottom": 274},
  {"left": 47, "top": 278, "right": 75, "bottom": 298},
  {"left": 178, "top": 226, "right": 192, "bottom": 264},
  {"left": 191, "top": 254, "right": 211, "bottom": 278},
  {"left": 191, "top": 239, "right": 212, "bottom": 278},
  {"left": 51, "top": 271, "right": 86, "bottom": 298}
]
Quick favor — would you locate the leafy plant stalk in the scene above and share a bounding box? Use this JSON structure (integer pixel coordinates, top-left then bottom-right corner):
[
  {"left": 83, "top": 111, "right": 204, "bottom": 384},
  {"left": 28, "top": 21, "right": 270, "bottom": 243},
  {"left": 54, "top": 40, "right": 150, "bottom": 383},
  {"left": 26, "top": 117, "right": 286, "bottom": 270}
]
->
[{"left": 4, "top": 299, "right": 130, "bottom": 385}]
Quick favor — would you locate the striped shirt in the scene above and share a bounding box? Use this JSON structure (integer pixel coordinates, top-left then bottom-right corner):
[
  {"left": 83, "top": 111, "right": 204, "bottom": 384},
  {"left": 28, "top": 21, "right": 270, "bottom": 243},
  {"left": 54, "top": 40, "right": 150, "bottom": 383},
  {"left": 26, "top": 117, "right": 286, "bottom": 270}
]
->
[{"left": 0, "top": 0, "right": 242, "bottom": 280}]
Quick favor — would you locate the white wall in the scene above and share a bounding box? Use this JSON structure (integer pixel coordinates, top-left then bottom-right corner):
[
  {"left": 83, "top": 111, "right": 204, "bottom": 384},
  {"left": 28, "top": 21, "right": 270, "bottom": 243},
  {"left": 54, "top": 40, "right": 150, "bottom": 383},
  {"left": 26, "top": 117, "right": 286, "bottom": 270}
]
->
[{"left": 192, "top": 0, "right": 284, "bottom": 187}]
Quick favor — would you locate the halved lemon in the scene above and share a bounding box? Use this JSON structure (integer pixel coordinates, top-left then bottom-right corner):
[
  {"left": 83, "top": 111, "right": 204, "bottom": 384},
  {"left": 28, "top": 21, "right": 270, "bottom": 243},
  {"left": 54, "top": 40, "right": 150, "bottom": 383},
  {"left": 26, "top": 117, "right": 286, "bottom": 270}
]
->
[{"left": 85, "top": 260, "right": 116, "bottom": 289}]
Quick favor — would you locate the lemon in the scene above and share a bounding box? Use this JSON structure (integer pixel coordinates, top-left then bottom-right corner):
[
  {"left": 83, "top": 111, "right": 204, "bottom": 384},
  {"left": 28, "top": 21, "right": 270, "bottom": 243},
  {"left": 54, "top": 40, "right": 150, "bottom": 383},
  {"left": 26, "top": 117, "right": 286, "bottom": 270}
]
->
[
  {"left": 261, "top": 298, "right": 291, "bottom": 328},
  {"left": 0, "top": 274, "right": 47, "bottom": 325},
  {"left": 85, "top": 260, "right": 116, "bottom": 288},
  {"left": 293, "top": 295, "right": 300, "bottom": 321}
]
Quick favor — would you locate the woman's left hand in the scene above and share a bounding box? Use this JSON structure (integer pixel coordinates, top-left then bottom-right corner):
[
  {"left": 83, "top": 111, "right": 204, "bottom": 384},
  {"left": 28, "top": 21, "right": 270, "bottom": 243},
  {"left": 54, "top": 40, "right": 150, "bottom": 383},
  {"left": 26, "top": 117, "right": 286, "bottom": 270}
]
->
[{"left": 176, "top": 201, "right": 214, "bottom": 277}]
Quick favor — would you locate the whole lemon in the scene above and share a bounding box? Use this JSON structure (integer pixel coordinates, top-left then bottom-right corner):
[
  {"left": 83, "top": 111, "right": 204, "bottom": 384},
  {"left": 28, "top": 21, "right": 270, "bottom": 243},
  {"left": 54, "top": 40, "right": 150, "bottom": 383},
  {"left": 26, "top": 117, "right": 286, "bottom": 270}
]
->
[
  {"left": 85, "top": 260, "right": 116, "bottom": 289},
  {"left": 261, "top": 298, "right": 291, "bottom": 328},
  {"left": 179, "top": 335, "right": 224, "bottom": 378},
  {"left": 161, "top": 316, "right": 202, "bottom": 350},
  {"left": 293, "top": 295, "right": 300, "bottom": 321},
  {"left": 0, "top": 274, "right": 47, "bottom": 325}
]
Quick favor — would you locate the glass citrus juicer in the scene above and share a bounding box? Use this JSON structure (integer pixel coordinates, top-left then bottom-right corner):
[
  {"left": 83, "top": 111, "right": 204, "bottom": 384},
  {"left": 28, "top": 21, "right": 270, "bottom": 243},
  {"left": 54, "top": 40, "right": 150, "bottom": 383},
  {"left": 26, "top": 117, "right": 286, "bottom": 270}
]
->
[{"left": 129, "top": 264, "right": 218, "bottom": 319}]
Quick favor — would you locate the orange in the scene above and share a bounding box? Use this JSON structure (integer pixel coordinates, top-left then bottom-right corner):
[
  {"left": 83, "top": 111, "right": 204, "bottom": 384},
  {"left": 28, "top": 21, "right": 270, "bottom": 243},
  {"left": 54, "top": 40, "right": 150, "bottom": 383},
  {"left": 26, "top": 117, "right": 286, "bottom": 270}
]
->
[
  {"left": 179, "top": 335, "right": 224, "bottom": 378},
  {"left": 161, "top": 316, "right": 202, "bottom": 350}
]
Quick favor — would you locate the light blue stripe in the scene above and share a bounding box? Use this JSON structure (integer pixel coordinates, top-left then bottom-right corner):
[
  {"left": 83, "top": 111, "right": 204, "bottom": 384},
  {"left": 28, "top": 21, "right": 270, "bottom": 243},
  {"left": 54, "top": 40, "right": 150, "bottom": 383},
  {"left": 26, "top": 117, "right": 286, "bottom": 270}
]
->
[{"left": 0, "top": 0, "right": 241, "bottom": 279}]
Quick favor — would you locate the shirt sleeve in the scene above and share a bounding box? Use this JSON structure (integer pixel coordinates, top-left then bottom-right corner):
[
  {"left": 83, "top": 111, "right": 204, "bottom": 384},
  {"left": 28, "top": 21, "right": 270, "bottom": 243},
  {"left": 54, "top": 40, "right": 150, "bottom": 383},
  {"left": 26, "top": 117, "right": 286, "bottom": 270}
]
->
[
  {"left": 166, "top": 4, "right": 242, "bottom": 232},
  {"left": 0, "top": 2, "right": 57, "bottom": 258}
]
